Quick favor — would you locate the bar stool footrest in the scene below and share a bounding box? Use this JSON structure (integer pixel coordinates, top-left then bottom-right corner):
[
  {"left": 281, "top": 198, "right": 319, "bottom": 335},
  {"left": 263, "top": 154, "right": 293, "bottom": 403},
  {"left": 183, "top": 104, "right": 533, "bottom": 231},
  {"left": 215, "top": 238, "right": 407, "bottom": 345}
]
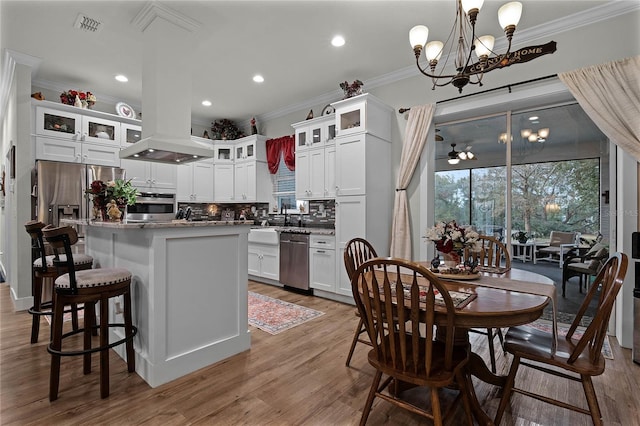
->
[{"left": 47, "top": 323, "right": 138, "bottom": 357}]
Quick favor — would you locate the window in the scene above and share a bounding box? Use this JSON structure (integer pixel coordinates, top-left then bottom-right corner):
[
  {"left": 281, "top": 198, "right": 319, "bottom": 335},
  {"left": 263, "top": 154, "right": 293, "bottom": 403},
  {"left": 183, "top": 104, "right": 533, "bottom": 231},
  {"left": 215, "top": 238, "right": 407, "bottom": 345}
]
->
[
  {"left": 434, "top": 103, "right": 607, "bottom": 241},
  {"left": 272, "top": 152, "right": 307, "bottom": 213}
]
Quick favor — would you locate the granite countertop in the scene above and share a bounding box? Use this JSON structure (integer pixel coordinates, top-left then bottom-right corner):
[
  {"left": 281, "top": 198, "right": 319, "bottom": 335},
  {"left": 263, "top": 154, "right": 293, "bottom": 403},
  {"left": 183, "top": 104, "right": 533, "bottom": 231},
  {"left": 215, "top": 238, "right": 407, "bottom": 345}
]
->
[
  {"left": 251, "top": 226, "right": 335, "bottom": 235},
  {"left": 62, "top": 218, "right": 254, "bottom": 229}
]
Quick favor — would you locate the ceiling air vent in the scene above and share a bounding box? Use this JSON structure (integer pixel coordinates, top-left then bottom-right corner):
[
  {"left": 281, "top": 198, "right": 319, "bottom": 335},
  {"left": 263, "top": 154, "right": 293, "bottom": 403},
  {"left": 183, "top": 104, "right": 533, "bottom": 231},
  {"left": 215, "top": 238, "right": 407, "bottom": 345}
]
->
[{"left": 73, "top": 13, "right": 103, "bottom": 33}]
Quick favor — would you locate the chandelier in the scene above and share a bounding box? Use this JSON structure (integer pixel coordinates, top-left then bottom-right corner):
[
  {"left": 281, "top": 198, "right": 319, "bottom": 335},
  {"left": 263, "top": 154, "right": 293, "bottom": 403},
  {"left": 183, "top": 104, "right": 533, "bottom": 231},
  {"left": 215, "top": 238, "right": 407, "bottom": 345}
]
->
[{"left": 410, "top": 0, "right": 523, "bottom": 93}]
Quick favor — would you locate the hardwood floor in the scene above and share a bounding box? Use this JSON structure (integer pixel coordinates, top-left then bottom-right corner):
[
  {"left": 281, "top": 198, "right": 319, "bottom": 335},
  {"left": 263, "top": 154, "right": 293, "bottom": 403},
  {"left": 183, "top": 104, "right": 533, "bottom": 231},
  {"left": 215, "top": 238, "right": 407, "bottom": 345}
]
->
[{"left": 2, "top": 281, "right": 639, "bottom": 425}]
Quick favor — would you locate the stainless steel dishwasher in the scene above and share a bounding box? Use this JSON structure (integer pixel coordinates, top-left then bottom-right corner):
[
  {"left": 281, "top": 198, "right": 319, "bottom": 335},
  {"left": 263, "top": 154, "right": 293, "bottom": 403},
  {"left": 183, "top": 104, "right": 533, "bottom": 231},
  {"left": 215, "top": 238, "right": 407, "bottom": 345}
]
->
[{"left": 279, "top": 231, "right": 310, "bottom": 291}]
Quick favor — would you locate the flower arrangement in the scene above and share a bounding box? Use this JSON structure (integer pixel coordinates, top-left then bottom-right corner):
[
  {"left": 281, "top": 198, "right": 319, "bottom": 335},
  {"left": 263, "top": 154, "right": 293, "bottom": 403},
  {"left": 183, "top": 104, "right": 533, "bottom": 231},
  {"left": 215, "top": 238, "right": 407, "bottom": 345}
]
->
[
  {"left": 210, "top": 119, "right": 245, "bottom": 140},
  {"left": 85, "top": 179, "right": 138, "bottom": 220},
  {"left": 60, "top": 90, "right": 96, "bottom": 108},
  {"left": 425, "top": 220, "right": 480, "bottom": 254},
  {"left": 339, "top": 79, "right": 363, "bottom": 99}
]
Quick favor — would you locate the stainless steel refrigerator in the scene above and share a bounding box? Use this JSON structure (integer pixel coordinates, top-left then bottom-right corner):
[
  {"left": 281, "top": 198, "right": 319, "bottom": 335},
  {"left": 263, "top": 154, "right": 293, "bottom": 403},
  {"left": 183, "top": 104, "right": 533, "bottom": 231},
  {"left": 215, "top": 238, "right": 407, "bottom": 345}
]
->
[{"left": 35, "top": 160, "right": 125, "bottom": 232}]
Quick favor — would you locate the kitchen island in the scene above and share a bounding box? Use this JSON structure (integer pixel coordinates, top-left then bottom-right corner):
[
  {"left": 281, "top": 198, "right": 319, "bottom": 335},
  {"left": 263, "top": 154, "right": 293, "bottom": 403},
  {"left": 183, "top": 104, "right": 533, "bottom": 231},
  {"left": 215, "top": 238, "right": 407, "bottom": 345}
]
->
[{"left": 63, "top": 219, "right": 252, "bottom": 387}]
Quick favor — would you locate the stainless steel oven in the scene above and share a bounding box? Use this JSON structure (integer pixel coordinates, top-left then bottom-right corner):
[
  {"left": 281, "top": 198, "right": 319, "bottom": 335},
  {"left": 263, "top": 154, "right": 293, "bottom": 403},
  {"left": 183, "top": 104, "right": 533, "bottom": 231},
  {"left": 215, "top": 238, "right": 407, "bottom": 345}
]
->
[{"left": 126, "top": 193, "right": 176, "bottom": 222}]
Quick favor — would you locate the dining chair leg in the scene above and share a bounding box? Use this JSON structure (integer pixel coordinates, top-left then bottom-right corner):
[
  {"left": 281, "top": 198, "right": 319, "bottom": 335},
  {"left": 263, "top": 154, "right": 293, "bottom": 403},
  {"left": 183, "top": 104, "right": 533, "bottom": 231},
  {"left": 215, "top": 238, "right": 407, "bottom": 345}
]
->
[
  {"left": 496, "top": 328, "right": 505, "bottom": 354},
  {"left": 346, "top": 317, "right": 365, "bottom": 367},
  {"left": 431, "top": 387, "right": 443, "bottom": 426},
  {"left": 582, "top": 375, "right": 603, "bottom": 426},
  {"left": 494, "top": 355, "right": 521, "bottom": 425},
  {"left": 487, "top": 328, "right": 498, "bottom": 373},
  {"left": 456, "top": 370, "right": 474, "bottom": 426},
  {"left": 359, "top": 370, "right": 382, "bottom": 426}
]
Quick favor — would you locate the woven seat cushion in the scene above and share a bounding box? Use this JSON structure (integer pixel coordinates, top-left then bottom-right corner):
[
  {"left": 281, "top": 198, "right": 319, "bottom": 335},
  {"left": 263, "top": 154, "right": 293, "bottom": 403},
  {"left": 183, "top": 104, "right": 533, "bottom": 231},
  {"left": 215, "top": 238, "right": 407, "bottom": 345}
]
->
[
  {"left": 567, "top": 262, "right": 595, "bottom": 274},
  {"left": 33, "top": 254, "right": 93, "bottom": 268},
  {"left": 55, "top": 267, "right": 131, "bottom": 289}
]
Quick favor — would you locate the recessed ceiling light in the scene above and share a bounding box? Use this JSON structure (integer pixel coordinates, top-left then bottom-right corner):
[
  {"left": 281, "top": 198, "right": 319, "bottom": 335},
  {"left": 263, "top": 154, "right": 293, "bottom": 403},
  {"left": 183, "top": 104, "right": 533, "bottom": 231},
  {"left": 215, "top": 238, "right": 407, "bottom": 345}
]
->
[
  {"left": 115, "top": 74, "right": 128, "bottom": 82},
  {"left": 253, "top": 75, "right": 264, "bottom": 83},
  {"left": 528, "top": 116, "right": 539, "bottom": 121},
  {"left": 202, "top": 100, "right": 212, "bottom": 107},
  {"left": 331, "top": 35, "right": 345, "bottom": 47}
]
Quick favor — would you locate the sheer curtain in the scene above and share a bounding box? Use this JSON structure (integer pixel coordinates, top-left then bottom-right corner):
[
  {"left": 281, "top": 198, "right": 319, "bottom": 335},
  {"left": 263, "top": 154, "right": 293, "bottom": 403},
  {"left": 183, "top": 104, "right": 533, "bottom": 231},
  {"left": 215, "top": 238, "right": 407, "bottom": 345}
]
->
[
  {"left": 390, "top": 104, "right": 435, "bottom": 259},
  {"left": 558, "top": 56, "right": 640, "bottom": 162}
]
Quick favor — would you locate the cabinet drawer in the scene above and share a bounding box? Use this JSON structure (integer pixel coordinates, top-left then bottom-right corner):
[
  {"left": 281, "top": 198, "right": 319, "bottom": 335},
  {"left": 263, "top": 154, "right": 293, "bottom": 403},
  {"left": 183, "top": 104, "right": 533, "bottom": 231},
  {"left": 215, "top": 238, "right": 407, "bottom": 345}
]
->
[{"left": 310, "top": 234, "right": 335, "bottom": 249}]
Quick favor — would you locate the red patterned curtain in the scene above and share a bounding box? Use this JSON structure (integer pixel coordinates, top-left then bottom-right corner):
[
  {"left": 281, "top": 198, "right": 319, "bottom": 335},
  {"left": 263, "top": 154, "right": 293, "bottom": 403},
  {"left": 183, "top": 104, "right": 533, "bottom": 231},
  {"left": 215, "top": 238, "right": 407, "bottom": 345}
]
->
[
  {"left": 265, "top": 138, "right": 282, "bottom": 174},
  {"left": 282, "top": 136, "right": 295, "bottom": 171},
  {"left": 265, "top": 135, "right": 295, "bottom": 173}
]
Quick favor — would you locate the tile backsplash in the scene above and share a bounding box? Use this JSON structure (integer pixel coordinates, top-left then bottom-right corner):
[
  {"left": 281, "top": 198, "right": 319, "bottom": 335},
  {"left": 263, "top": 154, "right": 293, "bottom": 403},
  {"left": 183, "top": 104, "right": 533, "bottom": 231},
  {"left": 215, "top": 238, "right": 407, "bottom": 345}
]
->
[{"left": 176, "top": 200, "right": 335, "bottom": 228}]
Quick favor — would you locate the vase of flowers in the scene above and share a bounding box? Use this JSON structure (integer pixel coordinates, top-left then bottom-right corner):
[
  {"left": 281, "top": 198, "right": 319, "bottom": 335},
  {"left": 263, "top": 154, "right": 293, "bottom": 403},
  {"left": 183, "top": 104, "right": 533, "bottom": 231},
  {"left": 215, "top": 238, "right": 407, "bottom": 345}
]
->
[
  {"left": 425, "top": 220, "right": 480, "bottom": 267},
  {"left": 60, "top": 90, "right": 96, "bottom": 108},
  {"left": 339, "top": 80, "right": 364, "bottom": 99},
  {"left": 85, "top": 179, "right": 138, "bottom": 222}
]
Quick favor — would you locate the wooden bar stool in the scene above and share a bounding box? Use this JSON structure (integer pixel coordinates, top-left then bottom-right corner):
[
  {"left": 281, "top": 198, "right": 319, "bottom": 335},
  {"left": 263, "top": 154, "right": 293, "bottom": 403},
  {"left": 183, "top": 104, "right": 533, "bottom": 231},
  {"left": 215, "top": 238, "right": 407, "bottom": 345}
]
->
[
  {"left": 42, "top": 225, "right": 137, "bottom": 401},
  {"left": 24, "top": 221, "right": 93, "bottom": 343}
]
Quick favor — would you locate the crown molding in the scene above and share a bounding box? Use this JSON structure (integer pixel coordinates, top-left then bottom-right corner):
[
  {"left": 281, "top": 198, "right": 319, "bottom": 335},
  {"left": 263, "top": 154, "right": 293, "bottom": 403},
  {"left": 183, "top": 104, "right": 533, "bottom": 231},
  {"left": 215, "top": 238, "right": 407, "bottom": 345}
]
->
[{"left": 132, "top": 1, "right": 201, "bottom": 33}]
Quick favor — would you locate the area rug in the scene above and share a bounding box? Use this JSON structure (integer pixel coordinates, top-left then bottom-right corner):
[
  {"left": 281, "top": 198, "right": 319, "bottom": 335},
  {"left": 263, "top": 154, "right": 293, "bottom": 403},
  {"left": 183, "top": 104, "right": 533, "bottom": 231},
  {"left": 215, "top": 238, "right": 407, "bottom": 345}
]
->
[
  {"left": 248, "top": 291, "right": 324, "bottom": 335},
  {"left": 527, "top": 319, "right": 613, "bottom": 360}
]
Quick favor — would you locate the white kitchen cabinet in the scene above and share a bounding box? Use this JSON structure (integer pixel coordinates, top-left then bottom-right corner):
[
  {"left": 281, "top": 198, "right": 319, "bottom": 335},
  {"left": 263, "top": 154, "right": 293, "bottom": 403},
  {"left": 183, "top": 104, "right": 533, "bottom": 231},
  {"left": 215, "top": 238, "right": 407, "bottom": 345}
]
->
[
  {"left": 293, "top": 114, "right": 336, "bottom": 200},
  {"left": 213, "top": 135, "right": 270, "bottom": 202},
  {"left": 120, "top": 123, "right": 142, "bottom": 145},
  {"left": 121, "top": 159, "right": 177, "bottom": 192},
  {"left": 213, "top": 141, "right": 234, "bottom": 163},
  {"left": 35, "top": 105, "right": 120, "bottom": 146},
  {"left": 214, "top": 163, "right": 234, "bottom": 201},
  {"left": 248, "top": 229, "right": 280, "bottom": 282},
  {"left": 177, "top": 160, "right": 214, "bottom": 202},
  {"left": 331, "top": 93, "right": 392, "bottom": 140},
  {"left": 309, "top": 235, "right": 336, "bottom": 292},
  {"left": 293, "top": 114, "right": 335, "bottom": 152},
  {"left": 36, "top": 136, "right": 121, "bottom": 167},
  {"left": 248, "top": 244, "right": 279, "bottom": 281},
  {"left": 335, "top": 196, "right": 368, "bottom": 296}
]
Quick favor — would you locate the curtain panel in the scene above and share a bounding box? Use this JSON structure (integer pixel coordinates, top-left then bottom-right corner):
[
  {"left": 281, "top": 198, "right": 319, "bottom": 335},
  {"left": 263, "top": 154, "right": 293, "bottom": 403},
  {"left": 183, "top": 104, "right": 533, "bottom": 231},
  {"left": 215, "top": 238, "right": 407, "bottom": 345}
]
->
[
  {"left": 390, "top": 104, "right": 435, "bottom": 260},
  {"left": 265, "top": 135, "right": 295, "bottom": 174},
  {"left": 558, "top": 56, "right": 640, "bottom": 162}
]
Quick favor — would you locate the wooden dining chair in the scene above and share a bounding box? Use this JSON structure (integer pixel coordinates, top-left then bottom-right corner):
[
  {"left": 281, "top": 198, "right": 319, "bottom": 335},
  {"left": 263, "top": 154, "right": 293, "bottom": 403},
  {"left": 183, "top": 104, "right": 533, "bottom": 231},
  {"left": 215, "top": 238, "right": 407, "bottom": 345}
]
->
[
  {"left": 494, "top": 252, "right": 628, "bottom": 426},
  {"left": 343, "top": 238, "right": 378, "bottom": 367},
  {"left": 465, "top": 235, "right": 511, "bottom": 373},
  {"left": 352, "top": 257, "right": 473, "bottom": 425}
]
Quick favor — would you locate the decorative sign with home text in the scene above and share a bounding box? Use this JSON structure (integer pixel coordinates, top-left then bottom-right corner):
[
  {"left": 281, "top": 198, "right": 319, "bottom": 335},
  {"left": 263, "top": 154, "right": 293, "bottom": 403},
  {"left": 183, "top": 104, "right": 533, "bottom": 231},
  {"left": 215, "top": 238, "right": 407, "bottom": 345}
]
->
[{"left": 464, "top": 41, "right": 557, "bottom": 74}]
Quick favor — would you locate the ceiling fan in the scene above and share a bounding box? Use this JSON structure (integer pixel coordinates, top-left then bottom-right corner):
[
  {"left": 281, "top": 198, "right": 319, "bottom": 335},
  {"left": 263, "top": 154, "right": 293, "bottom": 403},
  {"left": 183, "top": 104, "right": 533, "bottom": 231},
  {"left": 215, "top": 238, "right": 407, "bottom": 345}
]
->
[{"left": 443, "top": 143, "right": 476, "bottom": 164}]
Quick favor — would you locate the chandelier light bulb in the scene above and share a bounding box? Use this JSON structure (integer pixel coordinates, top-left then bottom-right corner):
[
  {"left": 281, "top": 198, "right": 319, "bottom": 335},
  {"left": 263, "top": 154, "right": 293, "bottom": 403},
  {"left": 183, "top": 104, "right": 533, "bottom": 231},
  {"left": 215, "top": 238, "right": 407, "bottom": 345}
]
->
[
  {"left": 461, "top": 0, "right": 484, "bottom": 14},
  {"left": 520, "top": 129, "right": 532, "bottom": 138},
  {"left": 528, "top": 134, "right": 538, "bottom": 143},
  {"left": 459, "top": 152, "right": 468, "bottom": 160},
  {"left": 538, "top": 128, "right": 550, "bottom": 138},
  {"left": 467, "top": 152, "right": 475, "bottom": 159},
  {"left": 425, "top": 41, "right": 444, "bottom": 62},
  {"left": 498, "top": 1, "right": 523, "bottom": 30},
  {"left": 474, "top": 35, "right": 495, "bottom": 58},
  {"left": 409, "top": 25, "right": 429, "bottom": 49},
  {"left": 448, "top": 157, "right": 461, "bottom": 165}
]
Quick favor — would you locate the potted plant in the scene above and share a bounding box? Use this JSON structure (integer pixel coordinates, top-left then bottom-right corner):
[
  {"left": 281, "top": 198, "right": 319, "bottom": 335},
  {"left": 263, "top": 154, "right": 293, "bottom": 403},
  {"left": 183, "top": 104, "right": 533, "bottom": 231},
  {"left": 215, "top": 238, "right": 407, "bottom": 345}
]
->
[
  {"left": 86, "top": 179, "right": 139, "bottom": 221},
  {"left": 512, "top": 231, "right": 529, "bottom": 243}
]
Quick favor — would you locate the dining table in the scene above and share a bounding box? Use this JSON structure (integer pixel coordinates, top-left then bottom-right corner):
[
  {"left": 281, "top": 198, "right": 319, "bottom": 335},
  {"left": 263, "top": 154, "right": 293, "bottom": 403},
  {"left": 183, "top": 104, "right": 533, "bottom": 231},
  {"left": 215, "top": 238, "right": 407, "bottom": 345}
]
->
[{"left": 375, "top": 263, "right": 557, "bottom": 425}]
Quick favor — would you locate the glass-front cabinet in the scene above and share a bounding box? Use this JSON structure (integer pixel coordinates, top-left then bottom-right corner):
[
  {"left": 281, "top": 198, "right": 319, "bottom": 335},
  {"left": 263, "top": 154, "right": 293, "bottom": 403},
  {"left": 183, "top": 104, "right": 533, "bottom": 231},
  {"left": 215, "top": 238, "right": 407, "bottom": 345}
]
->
[
  {"left": 332, "top": 93, "right": 392, "bottom": 140},
  {"left": 120, "top": 123, "right": 142, "bottom": 145},
  {"left": 83, "top": 116, "right": 120, "bottom": 145},
  {"left": 36, "top": 107, "right": 82, "bottom": 140},
  {"left": 214, "top": 142, "right": 234, "bottom": 163},
  {"left": 293, "top": 115, "right": 335, "bottom": 152}
]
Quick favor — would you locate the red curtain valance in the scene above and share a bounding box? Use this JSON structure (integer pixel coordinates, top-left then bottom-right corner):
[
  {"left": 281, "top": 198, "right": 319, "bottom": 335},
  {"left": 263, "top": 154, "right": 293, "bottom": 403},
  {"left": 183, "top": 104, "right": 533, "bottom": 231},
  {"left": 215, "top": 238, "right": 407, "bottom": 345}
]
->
[{"left": 265, "top": 135, "right": 295, "bottom": 174}]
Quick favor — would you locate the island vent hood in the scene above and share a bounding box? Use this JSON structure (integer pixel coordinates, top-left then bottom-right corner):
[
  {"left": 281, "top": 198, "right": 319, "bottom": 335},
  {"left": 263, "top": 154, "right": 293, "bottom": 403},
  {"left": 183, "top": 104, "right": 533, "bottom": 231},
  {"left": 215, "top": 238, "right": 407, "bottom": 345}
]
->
[
  {"left": 120, "top": 3, "right": 212, "bottom": 165},
  {"left": 119, "top": 135, "right": 213, "bottom": 164}
]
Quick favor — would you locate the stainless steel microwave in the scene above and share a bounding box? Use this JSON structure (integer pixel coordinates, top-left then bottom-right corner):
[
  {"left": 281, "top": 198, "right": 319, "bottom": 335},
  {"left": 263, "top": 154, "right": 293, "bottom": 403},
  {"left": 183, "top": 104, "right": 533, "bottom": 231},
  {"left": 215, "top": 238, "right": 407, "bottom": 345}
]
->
[{"left": 126, "top": 193, "right": 176, "bottom": 223}]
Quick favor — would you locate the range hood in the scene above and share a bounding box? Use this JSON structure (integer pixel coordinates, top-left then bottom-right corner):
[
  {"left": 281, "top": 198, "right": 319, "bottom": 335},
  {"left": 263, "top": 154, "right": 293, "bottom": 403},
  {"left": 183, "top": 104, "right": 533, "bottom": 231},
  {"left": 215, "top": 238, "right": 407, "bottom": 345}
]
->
[
  {"left": 119, "top": 135, "right": 213, "bottom": 164},
  {"left": 121, "top": 3, "right": 212, "bottom": 165}
]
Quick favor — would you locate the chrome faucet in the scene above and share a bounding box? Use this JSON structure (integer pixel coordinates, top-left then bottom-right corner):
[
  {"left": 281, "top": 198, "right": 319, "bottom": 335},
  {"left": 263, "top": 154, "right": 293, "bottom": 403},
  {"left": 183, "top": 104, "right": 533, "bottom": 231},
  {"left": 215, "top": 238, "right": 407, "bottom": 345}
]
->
[{"left": 281, "top": 203, "right": 291, "bottom": 226}]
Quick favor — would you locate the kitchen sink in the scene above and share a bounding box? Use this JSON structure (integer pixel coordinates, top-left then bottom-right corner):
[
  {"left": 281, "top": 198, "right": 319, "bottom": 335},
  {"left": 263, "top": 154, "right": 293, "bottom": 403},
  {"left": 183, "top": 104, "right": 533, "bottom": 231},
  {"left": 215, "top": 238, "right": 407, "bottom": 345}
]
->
[{"left": 248, "top": 228, "right": 279, "bottom": 245}]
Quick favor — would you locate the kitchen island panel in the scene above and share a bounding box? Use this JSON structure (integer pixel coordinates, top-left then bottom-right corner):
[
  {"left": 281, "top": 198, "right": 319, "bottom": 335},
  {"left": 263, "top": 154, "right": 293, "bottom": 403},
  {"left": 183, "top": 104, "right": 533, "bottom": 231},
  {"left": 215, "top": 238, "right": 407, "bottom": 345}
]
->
[{"left": 85, "top": 224, "right": 251, "bottom": 388}]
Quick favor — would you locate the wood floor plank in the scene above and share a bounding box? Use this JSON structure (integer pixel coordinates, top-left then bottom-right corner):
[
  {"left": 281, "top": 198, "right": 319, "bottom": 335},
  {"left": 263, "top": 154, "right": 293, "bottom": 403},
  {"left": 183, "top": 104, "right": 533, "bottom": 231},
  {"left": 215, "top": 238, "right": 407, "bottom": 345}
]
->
[{"left": 2, "top": 281, "right": 639, "bottom": 425}]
